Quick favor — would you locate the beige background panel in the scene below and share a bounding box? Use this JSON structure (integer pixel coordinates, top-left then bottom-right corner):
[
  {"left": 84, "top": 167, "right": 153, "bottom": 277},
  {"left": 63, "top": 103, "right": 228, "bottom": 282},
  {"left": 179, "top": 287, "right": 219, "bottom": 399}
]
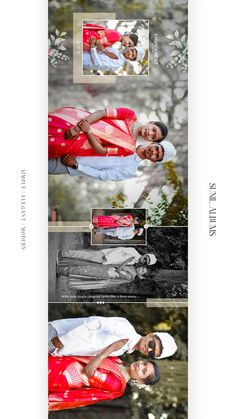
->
[
  {"left": 146, "top": 299, "right": 188, "bottom": 308},
  {"left": 73, "top": 12, "right": 116, "bottom": 84},
  {"left": 48, "top": 221, "right": 90, "bottom": 233}
]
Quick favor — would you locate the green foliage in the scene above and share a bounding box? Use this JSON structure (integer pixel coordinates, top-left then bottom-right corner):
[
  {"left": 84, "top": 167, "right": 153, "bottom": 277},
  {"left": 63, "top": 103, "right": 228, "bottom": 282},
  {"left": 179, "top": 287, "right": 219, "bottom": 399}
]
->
[
  {"left": 48, "top": 29, "right": 70, "bottom": 67},
  {"left": 107, "top": 193, "right": 127, "bottom": 208},
  {"left": 107, "top": 163, "right": 188, "bottom": 226},
  {"left": 111, "top": 0, "right": 148, "bottom": 14},
  {"left": 146, "top": 161, "right": 188, "bottom": 226},
  {"left": 48, "top": 179, "right": 79, "bottom": 221},
  {"left": 166, "top": 30, "right": 188, "bottom": 72}
]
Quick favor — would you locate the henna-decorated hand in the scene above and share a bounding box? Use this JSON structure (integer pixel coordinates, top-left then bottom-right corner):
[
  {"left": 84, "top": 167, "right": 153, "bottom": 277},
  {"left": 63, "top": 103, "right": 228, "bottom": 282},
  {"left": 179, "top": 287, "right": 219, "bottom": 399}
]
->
[{"left": 77, "top": 118, "right": 91, "bottom": 133}]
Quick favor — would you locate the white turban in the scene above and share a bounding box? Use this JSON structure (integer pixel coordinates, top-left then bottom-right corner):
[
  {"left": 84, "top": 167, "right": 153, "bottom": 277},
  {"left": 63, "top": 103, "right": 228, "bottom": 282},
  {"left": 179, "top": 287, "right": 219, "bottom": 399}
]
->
[
  {"left": 137, "top": 228, "right": 144, "bottom": 236},
  {"left": 134, "top": 46, "right": 145, "bottom": 62},
  {"left": 160, "top": 140, "right": 177, "bottom": 163},
  {"left": 153, "top": 332, "right": 177, "bottom": 359},
  {"left": 146, "top": 253, "right": 157, "bottom": 265}
]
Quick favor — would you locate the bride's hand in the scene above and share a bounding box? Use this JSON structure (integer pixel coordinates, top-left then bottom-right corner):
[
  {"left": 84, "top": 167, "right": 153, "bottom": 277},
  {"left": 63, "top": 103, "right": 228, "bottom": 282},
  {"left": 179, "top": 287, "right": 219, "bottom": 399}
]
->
[
  {"left": 89, "top": 36, "right": 97, "bottom": 47},
  {"left": 108, "top": 267, "right": 119, "bottom": 278},
  {"left": 96, "top": 40, "right": 105, "bottom": 51},
  {"left": 64, "top": 125, "right": 81, "bottom": 140},
  {"left": 77, "top": 119, "right": 91, "bottom": 133},
  {"left": 84, "top": 360, "right": 97, "bottom": 378}
]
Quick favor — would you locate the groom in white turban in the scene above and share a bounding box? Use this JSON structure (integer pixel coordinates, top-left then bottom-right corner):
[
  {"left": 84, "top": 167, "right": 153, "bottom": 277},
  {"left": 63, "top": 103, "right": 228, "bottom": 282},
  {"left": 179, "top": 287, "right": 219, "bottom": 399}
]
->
[
  {"left": 57, "top": 247, "right": 157, "bottom": 266},
  {"left": 83, "top": 40, "right": 146, "bottom": 73},
  {"left": 49, "top": 140, "right": 176, "bottom": 179},
  {"left": 49, "top": 316, "right": 177, "bottom": 360}
]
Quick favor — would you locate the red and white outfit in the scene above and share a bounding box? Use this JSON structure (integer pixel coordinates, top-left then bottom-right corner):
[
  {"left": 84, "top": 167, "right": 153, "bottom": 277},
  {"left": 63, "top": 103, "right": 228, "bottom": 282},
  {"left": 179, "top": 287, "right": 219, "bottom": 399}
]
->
[
  {"left": 83, "top": 23, "right": 122, "bottom": 50},
  {"left": 48, "top": 107, "right": 137, "bottom": 159},
  {"left": 92, "top": 214, "right": 134, "bottom": 228},
  {"left": 48, "top": 356, "right": 127, "bottom": 411}
]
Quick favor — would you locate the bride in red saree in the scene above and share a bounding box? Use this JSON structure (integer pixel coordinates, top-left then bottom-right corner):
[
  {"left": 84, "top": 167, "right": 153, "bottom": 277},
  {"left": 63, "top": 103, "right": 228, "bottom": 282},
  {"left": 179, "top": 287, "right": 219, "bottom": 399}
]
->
[
  {"left": 48, "top": 356, "right": 126, "bottom": 411},
  {"left": 92, "top": 213, "right": 135, "bottom": 228},
  {"left": 48, "top": 355, "right": 160, "bottom": 411},
  {"left": 83, "top": 23, "right": 138, "bottom": 50},
  {"left": 48, "top": 107, "right": 137, "bottom": 159}
]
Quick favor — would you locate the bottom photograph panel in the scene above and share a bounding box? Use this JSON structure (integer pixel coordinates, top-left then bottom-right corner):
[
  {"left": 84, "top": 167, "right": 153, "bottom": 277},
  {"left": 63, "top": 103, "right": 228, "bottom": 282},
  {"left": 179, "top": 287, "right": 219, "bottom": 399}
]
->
[{"left": 48, "top": 303, "right": 188, "bottom": 418}]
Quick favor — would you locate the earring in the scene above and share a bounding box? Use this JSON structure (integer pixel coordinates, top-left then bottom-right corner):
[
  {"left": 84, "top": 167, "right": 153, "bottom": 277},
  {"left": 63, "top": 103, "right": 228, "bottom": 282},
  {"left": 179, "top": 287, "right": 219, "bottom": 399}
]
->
[{"left": 131, "top": 380, "right": 147, "bottom": 389}]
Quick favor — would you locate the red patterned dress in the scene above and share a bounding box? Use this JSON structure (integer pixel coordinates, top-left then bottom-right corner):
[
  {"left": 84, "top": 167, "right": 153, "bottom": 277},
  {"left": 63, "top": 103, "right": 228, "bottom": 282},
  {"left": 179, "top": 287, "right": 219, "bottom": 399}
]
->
[
  {"left": 83, "top": 23, "right": 122, "bottom": 50},
  {"left": 92, "top": 214, "right": 134, "bottom": 228},
  {"left": 48, "top": 107, "right": 137, "bottom": 159},
  {"left": 48, "top": 356, "right": 127, "bottom": 411}
]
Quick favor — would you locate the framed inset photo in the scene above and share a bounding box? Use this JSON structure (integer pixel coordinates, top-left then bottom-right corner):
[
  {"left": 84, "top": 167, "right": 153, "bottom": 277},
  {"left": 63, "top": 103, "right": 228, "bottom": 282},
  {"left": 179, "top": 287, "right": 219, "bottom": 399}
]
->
[
  {"left": 91, "top": 208, "right": 147, "bottom": 245},
  {"left": 76, "top": 18, "right": 149, "bottom": 79},
  {"left": 82, "top": 19, "right": 149, "bottom": 76}
]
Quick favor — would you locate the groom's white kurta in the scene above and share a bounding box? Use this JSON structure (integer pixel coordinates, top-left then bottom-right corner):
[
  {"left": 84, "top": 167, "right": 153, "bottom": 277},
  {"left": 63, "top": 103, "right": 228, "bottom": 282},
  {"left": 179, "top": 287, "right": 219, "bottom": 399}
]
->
[
  {"left": 60, "top": 247, "right": 142, "bottom": 265},
  {"left": 102, "top": 247, "right": 142, "bottom": 265},
  {"left": 49, "top": 316, "right": 142, "bottom": 356},
  {"left": 102, "top": 225, "right": 136, "bottom": 240}
]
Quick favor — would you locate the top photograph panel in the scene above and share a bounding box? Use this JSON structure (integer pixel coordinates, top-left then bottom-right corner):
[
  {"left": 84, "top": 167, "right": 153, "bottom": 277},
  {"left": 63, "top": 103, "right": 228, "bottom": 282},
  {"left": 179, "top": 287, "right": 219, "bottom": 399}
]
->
[{"left": 48, "top": 1, "right": 188, "bottom": 226}]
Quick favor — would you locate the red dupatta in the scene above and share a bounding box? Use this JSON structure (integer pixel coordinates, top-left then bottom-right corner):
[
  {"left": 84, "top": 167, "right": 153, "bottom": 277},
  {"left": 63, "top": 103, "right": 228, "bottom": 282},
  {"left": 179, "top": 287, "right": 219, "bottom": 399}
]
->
[
  {"left": 93, "top": 214, "right": 134, "bottom": 228},
  {"left": 83, "top": 23, "right": 121, "bottom": 50},
  {"left": 48, "top": 356, "right": 127, "bottom": 411},
  {"left": 48, "top": 107, "right": 137, "bottom": 159}
]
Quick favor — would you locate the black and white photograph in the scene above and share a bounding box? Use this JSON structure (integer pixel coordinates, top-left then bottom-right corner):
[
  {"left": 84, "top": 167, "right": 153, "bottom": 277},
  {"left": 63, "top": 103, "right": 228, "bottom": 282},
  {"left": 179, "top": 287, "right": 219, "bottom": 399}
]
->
[
  {"left": 91, "top": 208, "right": 147, "bottom": 245},
  {"left": 49, "top": 227, "right": 188, "bottom": 302}
]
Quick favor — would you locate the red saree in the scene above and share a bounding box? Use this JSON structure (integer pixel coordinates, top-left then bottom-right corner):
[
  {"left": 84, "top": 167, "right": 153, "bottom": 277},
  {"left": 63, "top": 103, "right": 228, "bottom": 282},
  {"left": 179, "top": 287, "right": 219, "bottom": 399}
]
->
[
  {"left": 83, "top": 23, "right": 121, "bottom": 50},
  {"left": 48, "top": 107, "right": 137, "bottom": 159},
  {"left": 48, "top": 356, "right": 127, "bottom": 411},
  {"left": 93, "top": 214, "right": 134, "bottom": 228}
]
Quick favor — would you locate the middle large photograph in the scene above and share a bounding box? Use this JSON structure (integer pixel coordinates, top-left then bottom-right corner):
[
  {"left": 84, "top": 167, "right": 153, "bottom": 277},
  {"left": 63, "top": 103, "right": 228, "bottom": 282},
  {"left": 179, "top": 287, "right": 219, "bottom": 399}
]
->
[{"left": 49, "top": 227, "right": 188, "bottom": 303}]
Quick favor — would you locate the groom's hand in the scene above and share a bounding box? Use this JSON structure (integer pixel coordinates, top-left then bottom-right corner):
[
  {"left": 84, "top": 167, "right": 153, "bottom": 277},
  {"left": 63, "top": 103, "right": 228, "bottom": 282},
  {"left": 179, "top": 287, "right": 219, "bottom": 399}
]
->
[
  {"left": 96, "top": 40, "right": 105, "bottom": 51},
  {"left": 108, "top": 338, "right": 129, "bottom": 352},
  {"left": 89, "top": 36, "right": 97, "bottom": 47},
  {"left": 84, "top": 338, "right": 129, "bottom": 378},
  {"left": 61, "top": 154, "right": 78, "bottom": 169},
  {"left": 51, "top": 336, "right": 64, "bottom": 351}
]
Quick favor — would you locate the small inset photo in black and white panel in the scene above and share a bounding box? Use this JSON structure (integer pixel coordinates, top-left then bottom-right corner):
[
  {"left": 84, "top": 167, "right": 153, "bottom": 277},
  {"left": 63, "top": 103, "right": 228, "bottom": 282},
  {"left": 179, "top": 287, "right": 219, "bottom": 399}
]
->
[
  {"left": 82, "top": 20, "right": 149, "bottom": 76},
  {"left": 91, "top": 208, "right": 147, "bottom": 245}
]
